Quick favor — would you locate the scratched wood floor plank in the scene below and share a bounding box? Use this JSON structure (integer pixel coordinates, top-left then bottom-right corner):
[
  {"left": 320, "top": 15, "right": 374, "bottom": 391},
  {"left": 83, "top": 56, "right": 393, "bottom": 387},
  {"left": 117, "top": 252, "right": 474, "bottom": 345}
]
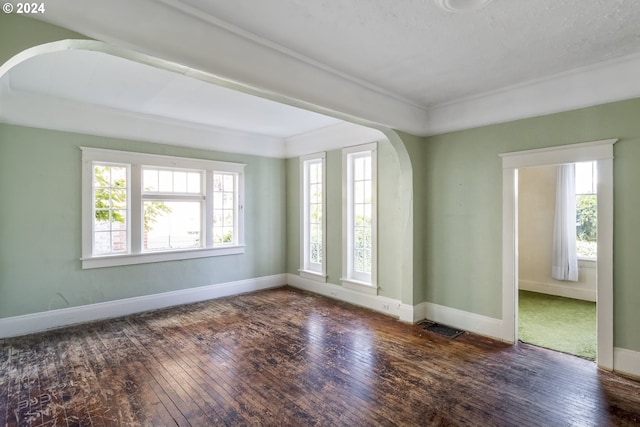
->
[
  {"left": 120, "top": 324, "right": 230, "bottom": 426},
  {"left": 126, "top": 318, "right": 265, "bottom": 425},
  {"left": 2, "top": 286, "right": 640, "bottom": 426},
  {"left": 103, "top": 320, "right": 213, "bottom": 426},
  {"left": 94, "top": 320, "right": 190, "bottom": 427},
  {"left": 0, "top": 343, "right": 10, "bottom": 427}
]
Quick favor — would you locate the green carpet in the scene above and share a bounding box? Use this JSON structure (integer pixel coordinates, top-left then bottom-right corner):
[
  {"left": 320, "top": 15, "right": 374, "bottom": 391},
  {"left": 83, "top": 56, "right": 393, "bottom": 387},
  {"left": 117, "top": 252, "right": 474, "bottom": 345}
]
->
[{"left": 518, "top": 290, "right": 596, "bottom": 360}]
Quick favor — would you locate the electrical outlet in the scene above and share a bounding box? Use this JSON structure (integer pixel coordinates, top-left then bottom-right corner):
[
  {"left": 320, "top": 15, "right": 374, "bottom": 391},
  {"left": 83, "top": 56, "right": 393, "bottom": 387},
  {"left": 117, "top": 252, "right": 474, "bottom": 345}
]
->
[
  {"left": 330, "top": 290, "right": 337, "bottom": 297},
  {"left": 382, "top": 303, "right": 390, "bottom": 310}
]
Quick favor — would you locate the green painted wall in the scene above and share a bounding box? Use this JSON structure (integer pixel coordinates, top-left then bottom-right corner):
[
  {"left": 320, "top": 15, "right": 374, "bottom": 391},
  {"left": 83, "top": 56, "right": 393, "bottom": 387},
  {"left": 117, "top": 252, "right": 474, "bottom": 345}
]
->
[
  {"left": 0, "top": 124, "right": 286, "bottom": 318},
  {"left": 286, "top": 139, "right": 404, "bottom": 301},
  {"left": 3, "top": 11, "right": 640, "bottom": 355},
  {"left": 0, "top": 14, "right": 88, "bottom": 65},
  {"left": 422, "top": 98, "right": 640, "bottom": 351}
]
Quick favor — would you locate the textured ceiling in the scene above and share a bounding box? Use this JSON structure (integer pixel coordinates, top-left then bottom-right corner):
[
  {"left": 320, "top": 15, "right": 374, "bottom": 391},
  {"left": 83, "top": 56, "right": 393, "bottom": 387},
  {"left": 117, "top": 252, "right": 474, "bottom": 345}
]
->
[{"left": 178, "top": 0, "right": 640, "bottom": 106}]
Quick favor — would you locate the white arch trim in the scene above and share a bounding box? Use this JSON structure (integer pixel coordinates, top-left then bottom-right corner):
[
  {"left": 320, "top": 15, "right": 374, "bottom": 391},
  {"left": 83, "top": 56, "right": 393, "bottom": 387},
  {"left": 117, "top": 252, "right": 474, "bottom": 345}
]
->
[{"left": 0, "top": 40, "right": 391, "bottom": 158}]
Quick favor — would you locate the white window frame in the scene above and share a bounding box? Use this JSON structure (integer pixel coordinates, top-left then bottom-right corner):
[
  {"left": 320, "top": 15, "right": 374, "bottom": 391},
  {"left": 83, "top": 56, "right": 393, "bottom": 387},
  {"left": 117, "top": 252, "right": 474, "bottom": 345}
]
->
[
  {"left": 299, "top": 153, "right": 327, "bottom": 282},
  {"left": 341, "top": 143, "right": 377, "bottom": 294},
  {"left": 81, "top": 147, "right": 245, "bottom": 269}
]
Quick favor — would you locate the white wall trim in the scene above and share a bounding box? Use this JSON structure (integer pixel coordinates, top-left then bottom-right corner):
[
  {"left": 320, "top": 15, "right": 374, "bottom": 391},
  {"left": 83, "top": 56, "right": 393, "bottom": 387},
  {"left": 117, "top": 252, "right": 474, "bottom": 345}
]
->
[
  {"left": 499, "top": 139, "right": 616, "bottom": 169},
  {"left": 425, "top": 53, "right": 640, "bottom": 136},
  {"left": 0, "top": 274, "right": 287, "bottom": 339},
  {"left": 287, "top": 273, "right": 414, "bottom": 323},
  {"left": 613, "top": 347, "right": 640, "bottom": 379},
  {"left": 501, "top": 140, "right": 616, "bottom": 369},
  {"left": 0, "top": 89, "right": 288, "bottom": 158},
  {"left": 420, "top": 302, "right": 505, "bottom": 341},
  {"left": 519, "top": 280, "right": 596, "bottom": 302},
  {"left": 285, "top": 122, "right": 385, "bottom": 158}
]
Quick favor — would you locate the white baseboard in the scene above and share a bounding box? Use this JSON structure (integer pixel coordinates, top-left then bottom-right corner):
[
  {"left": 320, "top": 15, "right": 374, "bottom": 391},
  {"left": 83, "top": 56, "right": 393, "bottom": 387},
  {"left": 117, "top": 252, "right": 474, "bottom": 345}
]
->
[
  {"left": 0, "top": 274, "right": 287, "bottom": 338},
  {"left": 286, "top": 273, "right": 415, "bottom": 322},
  {"left": 519, "top": 280, "right": 596, "bottom": 302},
  {"left": 614, "top": 347, "right": 640, "bottom": 379},
  {"left": 417, "top": 301, "right": 504, "bottom": 340}
]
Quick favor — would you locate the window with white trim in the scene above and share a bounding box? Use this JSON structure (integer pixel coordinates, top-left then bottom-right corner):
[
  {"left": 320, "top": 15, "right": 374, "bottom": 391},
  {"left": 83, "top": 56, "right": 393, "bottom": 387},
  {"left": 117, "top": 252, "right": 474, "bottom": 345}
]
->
[
  {"left": 575, "top": 161, "right": 597, "bottom": 259},
  {"left": 82, "top": 147, "right": 245, "bottom": 269},
  {"left": 299, "top": 153, "right": 326, "bottom": 281},
  {"left": 342, "top": 143, "right": 377, "bottom": 293}
]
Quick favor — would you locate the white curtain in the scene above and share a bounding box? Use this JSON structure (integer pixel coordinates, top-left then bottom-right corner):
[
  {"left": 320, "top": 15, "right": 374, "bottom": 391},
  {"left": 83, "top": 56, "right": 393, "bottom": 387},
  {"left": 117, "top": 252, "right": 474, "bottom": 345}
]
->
[{"left": 552, "top": 164, "right": 579, "bottom": 281}]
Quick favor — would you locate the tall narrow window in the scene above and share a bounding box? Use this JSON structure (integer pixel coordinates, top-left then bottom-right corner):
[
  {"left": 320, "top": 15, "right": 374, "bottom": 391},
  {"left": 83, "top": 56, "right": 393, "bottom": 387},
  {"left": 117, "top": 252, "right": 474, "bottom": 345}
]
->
[
  {"left": 300, "top": 153, "right": 326, "bottom": 281},
  {"left": 92, "top": 163, "right": 130, "bottom": 255},
  {"left": 575, "top": 161, "right": 597, "bottom": 259},
  {"left": 213, "top": 172, "right": 238, "bottom": 246},
  {"left": 342, "top": 143, "right": 377, "bottom": 293}
]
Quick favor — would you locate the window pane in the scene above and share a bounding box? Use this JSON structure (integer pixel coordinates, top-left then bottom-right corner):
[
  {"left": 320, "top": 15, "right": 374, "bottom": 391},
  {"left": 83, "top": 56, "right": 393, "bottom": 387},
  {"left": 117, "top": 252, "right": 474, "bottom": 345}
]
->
[
  {"left": 143, "top": 169, "right": 158, "bottom": 191},
  {"left": 111, "top": 167, "right": 127, "bottom": 186},
  {"left": 94, "top": 216, "right": 110, "bottom": 231},
  {"left": 214, "top": 174, "right": 223, "bottom": 191},
  {"left": 576, "top": 194, "right": 597, "bottom": 258},
  {"left": 187, "top": 172, "right": 201, "bottom": 193},
  {"left": 355, "top": 249, "right": 364, "bottom": 272},
  {"left": 576, "top": 162, "right": 596, "bottom": 195},
  {"left": 213, "top": 173, "right": 237, "bottom": 246},
  {"left": 159, "top": 170, "right": 173, "bottom": 192},
  {"left": 111, "top": 231, "right": 127, "bottom": 253},
  {"left": 174, "top": 171, "right": 187, "bottom": 193},
  {"left": 223, "top": 210, "right": 234, "bottom": 226},
  {"left": 354, "top": 157, "right": 365, "bottom": 180},
  {"left": 111, "top": 189, "right": 127, "bottom": 209},
  {"left": 112, "top": 210, "right": 127, "bottom": 230},
  {"left": 144, "top": 201, "right": 201, "bottom": 251},
  {"left": 354, "top": 182, "right": 365, "bottom": 203},
  {"left": 94, "top": 231, "right": 111, "bottom": 255},
  {"left": 93, "top": 163, "right": 128, "bottom": 256},
  {"left": 223, "top": 193, "right": 234, "bottom": 209},
  {"left": 224, "top": 175, "right": 234, "bottom": 192}
]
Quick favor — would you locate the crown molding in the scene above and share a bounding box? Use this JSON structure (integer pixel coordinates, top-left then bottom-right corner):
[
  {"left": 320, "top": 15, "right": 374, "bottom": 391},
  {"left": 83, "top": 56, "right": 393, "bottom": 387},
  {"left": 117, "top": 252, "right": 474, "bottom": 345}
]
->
[
  {"left": 285, "top": 122, "right": 385, "bottom": 158},
  {"left": 424, "top": 52, "right": 640, "bottom": 136},
  {"left": 36, "top": 0, "right": 428, "bottom": 135},
  {"left": 0, "top": 89, "right": 287, "bottom": 158},
  {"left": 10, "top": 9, "right": 640, "bottom": 142}
]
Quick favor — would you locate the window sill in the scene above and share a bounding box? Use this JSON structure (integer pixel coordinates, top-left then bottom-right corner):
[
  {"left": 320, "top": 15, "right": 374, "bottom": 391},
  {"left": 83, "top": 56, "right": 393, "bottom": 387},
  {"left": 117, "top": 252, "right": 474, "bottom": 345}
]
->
[
  {"left": 578, "top": 258, "right": 597, "bottom": 267},
  {"left": 299, "top": 270, "right": 327, "bottom": 283},
  {"left": 81, "top": 245, "right": 245, "bottom": 269},
  {"left": 341, "top": 278, "right": 377, "bottom": 295}
]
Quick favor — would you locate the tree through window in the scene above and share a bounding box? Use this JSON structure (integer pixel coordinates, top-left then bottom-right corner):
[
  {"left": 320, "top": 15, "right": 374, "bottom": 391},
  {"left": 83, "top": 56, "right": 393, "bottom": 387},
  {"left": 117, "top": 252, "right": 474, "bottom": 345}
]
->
[{"left": 575, "top": 161, "right": 597, "bottom": 258}]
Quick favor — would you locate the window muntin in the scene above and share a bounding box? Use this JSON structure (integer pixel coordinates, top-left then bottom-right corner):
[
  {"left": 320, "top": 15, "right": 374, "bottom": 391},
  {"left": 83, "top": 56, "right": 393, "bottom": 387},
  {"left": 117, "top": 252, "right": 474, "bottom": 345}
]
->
[
  {"left": 142, "top": 168, "right": 202, "bottom": 194},
  {"left": 342, "top": 143, "right": 377, "bottom": 291},
  {"left": 300, "top": 154, "right": 326, "bottom": 279},
  {"left": 82, "top": 147, "right": 245, "bottom": 268}
]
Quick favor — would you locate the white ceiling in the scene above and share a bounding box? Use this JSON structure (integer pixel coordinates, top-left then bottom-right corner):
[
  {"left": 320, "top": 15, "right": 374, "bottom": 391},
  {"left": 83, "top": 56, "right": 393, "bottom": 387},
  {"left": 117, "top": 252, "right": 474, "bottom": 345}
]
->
[
  {"left": 5, "top": 49, "right": 342, "bottom": 138},
  {"left": 176, "top": 0, "right": 640, "bottom": 106},
  {"left": 4, "top": 0, "right": 640, "bottom": 142}
]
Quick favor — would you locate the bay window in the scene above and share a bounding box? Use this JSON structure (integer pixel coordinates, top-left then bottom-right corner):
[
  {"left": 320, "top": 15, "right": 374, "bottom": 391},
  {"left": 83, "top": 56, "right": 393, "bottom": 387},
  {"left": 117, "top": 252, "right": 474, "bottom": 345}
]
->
[{"left": 81, "top": 147, "right": 244, "bottom": 269}]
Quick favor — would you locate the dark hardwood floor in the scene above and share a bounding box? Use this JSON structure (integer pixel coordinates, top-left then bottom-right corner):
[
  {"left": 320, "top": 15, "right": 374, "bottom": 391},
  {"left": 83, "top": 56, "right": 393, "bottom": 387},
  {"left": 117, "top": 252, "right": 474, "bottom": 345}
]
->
[{"left": 1, "top": 286, "right": 639, "bottom": 427}]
